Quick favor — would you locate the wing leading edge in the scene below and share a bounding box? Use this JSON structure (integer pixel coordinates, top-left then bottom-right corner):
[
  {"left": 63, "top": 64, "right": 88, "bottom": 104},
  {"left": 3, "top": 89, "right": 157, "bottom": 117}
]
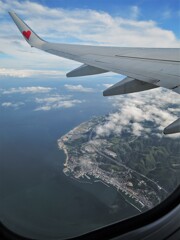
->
[{"left": 9, "top": 12, "right": 180, "bottom": 134}]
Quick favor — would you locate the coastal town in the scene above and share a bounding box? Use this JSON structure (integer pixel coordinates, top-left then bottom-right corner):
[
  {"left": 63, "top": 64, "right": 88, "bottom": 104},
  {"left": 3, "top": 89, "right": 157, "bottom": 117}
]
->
[{"left": 58, "top": 117, "right": 174, "bottom": 212}]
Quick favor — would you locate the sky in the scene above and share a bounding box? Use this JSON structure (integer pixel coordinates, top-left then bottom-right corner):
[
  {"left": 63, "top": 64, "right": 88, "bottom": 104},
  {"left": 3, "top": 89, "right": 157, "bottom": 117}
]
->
[
  {"left": 0, "top": 0, "right": 180, "bottom": 78},
  {"left": 0, "top": 0, "right": 180, "bottom": 137}
]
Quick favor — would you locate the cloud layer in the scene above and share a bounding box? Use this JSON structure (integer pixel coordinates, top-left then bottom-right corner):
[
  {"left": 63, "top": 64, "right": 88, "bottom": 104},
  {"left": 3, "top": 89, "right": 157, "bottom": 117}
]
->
[
  {"left": 34, "top": 95, "right": 83, "bottom": 111},
  {"left": 1, "top": 101, "right": 24, "bottom": 109},
  {"left": 2, "top": 86, "right": 53, "bottom": 94},
  {"left": 0, "top": 68, "right": 66, "bottom": 78},
  {"left": 1, "top": 85, "right": 85, "bottom": 111},
  {"left": 64, "top": 84, "right": 94, "bottom": 93},
  {"left": 95, "top": 88, "right": 180, "bottom": 138}
]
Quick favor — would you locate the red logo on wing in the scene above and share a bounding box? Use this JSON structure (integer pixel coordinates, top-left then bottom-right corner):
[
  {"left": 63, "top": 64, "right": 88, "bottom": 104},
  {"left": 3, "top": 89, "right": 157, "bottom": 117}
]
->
[{"left": 22, "top": 30, "right": 31, "bottom": 40}]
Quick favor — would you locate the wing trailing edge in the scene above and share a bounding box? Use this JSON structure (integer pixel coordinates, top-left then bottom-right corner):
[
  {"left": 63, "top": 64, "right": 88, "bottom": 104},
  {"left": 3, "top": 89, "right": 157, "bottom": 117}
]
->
[
  {"left": 103, "top": 77, "right": 158, "bottom": 96},
  {"left": 66, "top": 64, "right": 108, "bottom": 77}
]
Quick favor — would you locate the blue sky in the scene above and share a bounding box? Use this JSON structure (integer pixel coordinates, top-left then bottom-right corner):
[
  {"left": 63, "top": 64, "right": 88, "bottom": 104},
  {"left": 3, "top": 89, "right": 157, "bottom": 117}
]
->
[
  {"left": 31, "top": 0, "right": 180, "bottom": 37},
  {"left": 0, "top": 0, "right": 179, "bottom": 136},
  {"left": 0, "top": 0, "right": 179, "bottom": 78}
]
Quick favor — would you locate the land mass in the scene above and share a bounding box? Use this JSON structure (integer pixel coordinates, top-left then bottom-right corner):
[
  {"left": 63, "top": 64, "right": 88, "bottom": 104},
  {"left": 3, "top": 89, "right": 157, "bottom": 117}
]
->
[{"left": 58, "top": 116, "right": 180, "bottom": 212}]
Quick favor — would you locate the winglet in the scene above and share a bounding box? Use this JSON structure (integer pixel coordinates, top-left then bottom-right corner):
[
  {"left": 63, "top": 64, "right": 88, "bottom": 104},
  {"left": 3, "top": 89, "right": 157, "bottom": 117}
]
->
[{"left": 9, "top": 12, "right": 45, "bottom": 48}]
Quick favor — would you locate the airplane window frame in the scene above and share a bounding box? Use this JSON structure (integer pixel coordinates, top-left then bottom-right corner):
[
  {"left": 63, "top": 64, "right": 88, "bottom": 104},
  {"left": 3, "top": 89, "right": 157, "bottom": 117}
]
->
[
  {"left": 1, "top": 7, "right": 180, "bottom": 240},
  {"left": 0, "top": 185, "right": 179, "bottom": 240}
]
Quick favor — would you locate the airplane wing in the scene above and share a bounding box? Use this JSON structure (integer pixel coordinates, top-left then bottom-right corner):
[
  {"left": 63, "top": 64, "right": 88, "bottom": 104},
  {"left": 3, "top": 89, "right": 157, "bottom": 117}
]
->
[{"left": 9, "top": 12, "right": 180, "bottom": 134}]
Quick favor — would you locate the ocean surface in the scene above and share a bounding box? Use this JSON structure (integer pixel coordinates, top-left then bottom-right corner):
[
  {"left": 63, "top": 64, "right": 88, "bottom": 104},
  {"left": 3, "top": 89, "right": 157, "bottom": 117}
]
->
[{"left": 0, "top": 77, "right": 139, "bottom": 239}]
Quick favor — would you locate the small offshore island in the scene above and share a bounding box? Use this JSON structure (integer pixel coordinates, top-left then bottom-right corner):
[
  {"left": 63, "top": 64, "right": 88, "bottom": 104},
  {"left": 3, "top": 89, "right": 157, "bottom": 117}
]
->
[{"left": 58, "top": 116, "right": 180, "bottom": 212}]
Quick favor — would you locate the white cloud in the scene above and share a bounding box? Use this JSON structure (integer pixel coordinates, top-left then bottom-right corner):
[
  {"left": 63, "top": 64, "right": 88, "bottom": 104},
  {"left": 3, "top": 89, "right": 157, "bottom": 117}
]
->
[
  {"left": 95, "top": 88, "right": 180, "bottom": 137},
  {"left": 1, "top": 88, "right": 84, "bottom": 111},
  {"left": 1, "top": 101, "right": 24, "bottom": 109},
  {"left": 64, "top": 84, "right": 95, "bottom": 92},
  {"left": 0, "top": 68, "right": 66, "bottom": 78},
  {"left": 0, "top": 0, "right": 179, "bottom": 79},
  {"left": 2, "top": 86, "right": 53, "bottom": 94},
  {"left": 35, "top": 95, "right": 68, "bottom": 104},
  {"left": 34, "top": 94, "right": 83, "bottom": 111},
  {"left": 130, "top": 6, "right": 140, "bottom": 19},
  {"left": 103, "top": 83, "right": 113, "bottom": 88}
]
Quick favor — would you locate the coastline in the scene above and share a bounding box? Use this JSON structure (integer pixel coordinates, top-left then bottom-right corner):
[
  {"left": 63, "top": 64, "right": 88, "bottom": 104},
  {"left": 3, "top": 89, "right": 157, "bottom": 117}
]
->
[
  {"left": 56, "top": 116, "right": 176, "bottom": 213},
  {"left": 57, "top": 139, "right": 68, "bottom": 167},
  {"left": 57, "top": 135, "right": 146, "bottom": 212}
]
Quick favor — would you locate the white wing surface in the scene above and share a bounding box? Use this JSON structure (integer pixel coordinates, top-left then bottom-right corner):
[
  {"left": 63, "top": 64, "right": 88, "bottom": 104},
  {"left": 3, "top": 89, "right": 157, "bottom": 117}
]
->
[{"left": 9, "top": 12, "right": 180, "bottom": 134}]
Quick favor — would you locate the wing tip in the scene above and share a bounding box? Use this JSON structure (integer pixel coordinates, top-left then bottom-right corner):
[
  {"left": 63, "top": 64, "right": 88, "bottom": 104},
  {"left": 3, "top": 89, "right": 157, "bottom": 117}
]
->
[
  {"left": 9, "top": 11, "right": 45, "bottom": 48},
  {"left": 8, "top": 11, "right": 17, "bottom": 18},
  {"left": 103, "top": 90, "right": 111, "bottom": 96},
  {"left": 66, "top": 73, "right": 71, "bottom": 78},
  {"left": 163, "top": 118, "right": 180, "bottom": 135}
]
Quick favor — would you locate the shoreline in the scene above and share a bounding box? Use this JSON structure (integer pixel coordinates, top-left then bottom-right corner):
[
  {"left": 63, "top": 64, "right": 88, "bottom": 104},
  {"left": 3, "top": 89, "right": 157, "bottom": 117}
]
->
[
  {"left": 57, "top": 137, "right": 146, "bottom": 212},
  {"left": 56, "top": 115, "right": 172, "bottom": 212},
  {"left": 58, "top": 140, "right": 69, "bottom": 167}
]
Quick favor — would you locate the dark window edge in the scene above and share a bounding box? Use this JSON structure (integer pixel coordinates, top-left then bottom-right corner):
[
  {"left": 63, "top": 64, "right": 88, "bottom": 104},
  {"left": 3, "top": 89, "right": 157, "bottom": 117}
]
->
[{"left": 0, "top": 186, "right": 179, "bottom": 240}]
